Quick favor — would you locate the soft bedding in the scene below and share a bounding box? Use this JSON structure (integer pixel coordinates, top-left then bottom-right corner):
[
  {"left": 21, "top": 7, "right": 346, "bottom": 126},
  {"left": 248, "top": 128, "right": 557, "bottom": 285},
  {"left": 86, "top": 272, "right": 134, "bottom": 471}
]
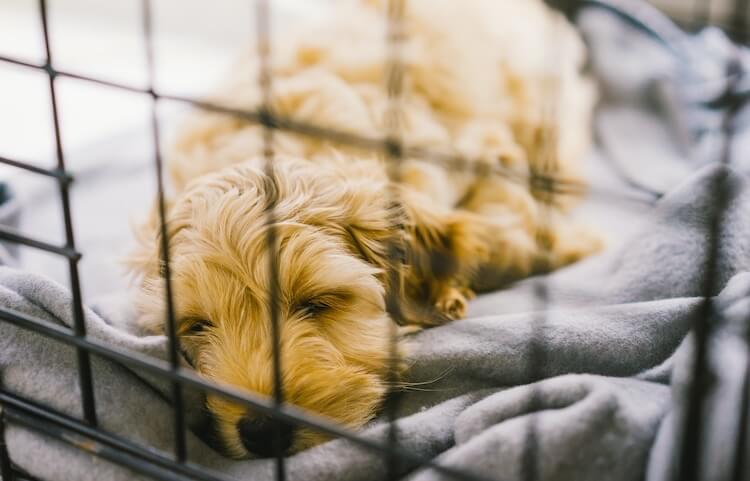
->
[{"left": 2, "top": 2, "right": 750, "bottom": 481}]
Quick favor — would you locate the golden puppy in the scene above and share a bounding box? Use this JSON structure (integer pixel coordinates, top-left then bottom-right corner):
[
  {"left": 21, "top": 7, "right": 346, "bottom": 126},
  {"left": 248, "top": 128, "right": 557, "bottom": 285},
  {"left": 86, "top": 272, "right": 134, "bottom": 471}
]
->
[{"left": 129, "top": 0, "right": 602, "bottom": 458}]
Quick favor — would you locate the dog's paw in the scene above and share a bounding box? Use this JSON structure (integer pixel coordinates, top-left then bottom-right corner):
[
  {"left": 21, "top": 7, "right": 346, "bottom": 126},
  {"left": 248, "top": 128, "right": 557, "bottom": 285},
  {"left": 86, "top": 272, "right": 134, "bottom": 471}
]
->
[{"left": 435, "top": 286, "right": 471, "bottom": 320}]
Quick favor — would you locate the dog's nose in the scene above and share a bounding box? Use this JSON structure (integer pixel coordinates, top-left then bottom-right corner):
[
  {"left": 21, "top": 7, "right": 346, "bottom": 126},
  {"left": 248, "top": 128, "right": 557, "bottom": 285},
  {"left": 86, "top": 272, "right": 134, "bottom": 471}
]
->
[{"left": 237, "top": 416, "right": 294, "bottom": 456}]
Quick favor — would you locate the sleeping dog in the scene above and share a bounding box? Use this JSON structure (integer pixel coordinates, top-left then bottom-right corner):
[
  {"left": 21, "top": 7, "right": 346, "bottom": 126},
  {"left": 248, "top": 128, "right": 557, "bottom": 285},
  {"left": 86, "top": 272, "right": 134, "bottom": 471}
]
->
[{"left": 129, "top": 0, "right": 601, "bottom": 458}]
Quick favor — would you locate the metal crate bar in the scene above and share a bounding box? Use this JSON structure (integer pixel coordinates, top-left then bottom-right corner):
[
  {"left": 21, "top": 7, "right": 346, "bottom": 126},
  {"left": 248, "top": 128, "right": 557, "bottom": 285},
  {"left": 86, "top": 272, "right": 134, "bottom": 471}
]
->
[
  {"left": 732, "top": 365, "right": 750, "bottom": 481},
  {"left": 675, "top": 0, "right": 747, "bottom": 478},
  {"left": 0, "top": 305, "right": 494, "bottom": 481},
  {"left": 0, "top": 0, "right": 744, "bottom": 480},
  {"left": 522, "top": 10, "right": 570, "bottom": 480},
  {"left": 729, "top": 0, "right": 749, "bottom": 43},
  {"left": 383, "top": 0, "right": 406, "bottom": 479},
  {"left": 729, "top": 0, "right": 750, "bottom": 478},
  {"left": 0, "top": 45, "right": 659, "bottom": 206},
  {"left": 0, "top": 407, "right": 14, "bottom": 481},
  {"left": 0, "top": 227, "right": 80, "bottom": 261},
  {"left": 37, "top": 0, "right": 98, "bottom": 427},
  {"left": 254, "top": 0, "right": 287, "bottom": 479},
  {"left": 0, "top": 155, "right": 70, "bottom": 181},
  {"left": 0, "top": 387, "right": 497, "bottom": 481},
  {"left": 0, "top": 390, "right": 224, "bottom": 481},
  {"left": 140, "top": 0, "right": 188, "bottom": 464},
  {"left": 0, "top": 52, "right": 661, "bottom": 207},
  {"left": 0, "top": 54, "right": 150, "bottom": 96}
]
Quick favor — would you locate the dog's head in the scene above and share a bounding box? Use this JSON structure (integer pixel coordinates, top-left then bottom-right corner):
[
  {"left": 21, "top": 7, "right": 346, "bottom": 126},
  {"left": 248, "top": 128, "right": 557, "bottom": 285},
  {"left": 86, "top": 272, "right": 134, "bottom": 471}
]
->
[{"left": 129, "top": 156, "right": 406, "bottom": 458}]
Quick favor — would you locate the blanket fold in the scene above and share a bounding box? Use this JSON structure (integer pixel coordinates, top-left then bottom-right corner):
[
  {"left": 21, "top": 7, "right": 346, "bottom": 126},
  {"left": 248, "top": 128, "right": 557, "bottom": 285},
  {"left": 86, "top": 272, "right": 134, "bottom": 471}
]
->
[{"left": 2, "top": 162, "right": 750, "bottom": 481}]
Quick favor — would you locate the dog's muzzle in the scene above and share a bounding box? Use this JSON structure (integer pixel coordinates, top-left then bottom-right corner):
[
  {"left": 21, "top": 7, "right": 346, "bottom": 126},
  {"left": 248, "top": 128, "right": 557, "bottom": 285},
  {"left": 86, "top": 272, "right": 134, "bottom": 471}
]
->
[{"left": 238, "top": 415, "right": 295, "bottom": 456}]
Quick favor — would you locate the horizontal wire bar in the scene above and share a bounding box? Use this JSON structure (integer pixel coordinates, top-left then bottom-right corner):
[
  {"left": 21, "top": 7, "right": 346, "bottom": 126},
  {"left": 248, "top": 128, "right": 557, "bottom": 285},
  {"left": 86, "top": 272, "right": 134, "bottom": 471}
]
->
[
  {"left": 0, "top": 55, "right": 47, "bottom": 71},
  {"left": 0, "top": 52, "right": 656, "bottom": 206},
  {"left": 38, "top": 0, "right": 98, "bottom": 427},
  {"left": 0, "top": 391, "right": 224, "bottom": 481},
  {"left": 0, "top": 305, "right": 496, "bottom": 481},
  {"left": 0, "top": 226, "right": 80, "bottom": 260},
  {"left": 2, "top": 404, "right": 192, "bottom": 481},
  {"left": 0, "top": 54, "right": 149, "bottom": 94},
  {"left": 0, "top": 155, "right": 70, "bottom": 181},
  {"left": 156, "top": 94, "right": 595, "bottom": 198}
]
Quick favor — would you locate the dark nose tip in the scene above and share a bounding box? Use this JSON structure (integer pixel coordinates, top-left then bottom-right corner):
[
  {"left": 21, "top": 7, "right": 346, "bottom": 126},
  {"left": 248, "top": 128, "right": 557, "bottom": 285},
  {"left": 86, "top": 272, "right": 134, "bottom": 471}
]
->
[{"left": 237, "top": 416, "right": 294, "bottom": 457}]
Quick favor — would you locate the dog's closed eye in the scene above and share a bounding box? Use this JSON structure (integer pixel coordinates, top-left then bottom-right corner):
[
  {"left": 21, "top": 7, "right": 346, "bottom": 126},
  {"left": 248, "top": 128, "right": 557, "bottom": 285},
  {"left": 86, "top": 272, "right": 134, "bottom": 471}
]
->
[
  {"left": 185, "top": 319, "right": 213, "bottom": 334},
  {"left": 295, "top": 291, "right": 354, "bottom": 318},
  {"left": 297, "top": 298, "right": 333, "bottom": 317}
]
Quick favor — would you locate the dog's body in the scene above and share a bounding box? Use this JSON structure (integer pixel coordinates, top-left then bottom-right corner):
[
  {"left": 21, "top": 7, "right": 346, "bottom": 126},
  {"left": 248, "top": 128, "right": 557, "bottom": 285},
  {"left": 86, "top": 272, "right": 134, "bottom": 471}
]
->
[{"left": 130, "top": 0, "right": 601, "bottom": 458}]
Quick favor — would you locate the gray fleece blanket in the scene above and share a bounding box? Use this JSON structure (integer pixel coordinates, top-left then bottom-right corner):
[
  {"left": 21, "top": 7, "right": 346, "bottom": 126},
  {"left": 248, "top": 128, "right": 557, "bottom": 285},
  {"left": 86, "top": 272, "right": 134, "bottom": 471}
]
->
[{"left": 3, "top": 3, "right": 750, "bottom": 481}]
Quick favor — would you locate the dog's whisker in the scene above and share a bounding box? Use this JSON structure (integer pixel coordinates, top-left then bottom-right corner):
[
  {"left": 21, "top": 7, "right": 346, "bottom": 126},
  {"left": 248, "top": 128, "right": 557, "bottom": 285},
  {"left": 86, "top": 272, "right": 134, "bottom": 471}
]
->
[
  {"left": 385, "top": 383, "right": 453, "bottom": 393},
  {"left": 398, "top": 366, "right": 456, "bottom": 386}
]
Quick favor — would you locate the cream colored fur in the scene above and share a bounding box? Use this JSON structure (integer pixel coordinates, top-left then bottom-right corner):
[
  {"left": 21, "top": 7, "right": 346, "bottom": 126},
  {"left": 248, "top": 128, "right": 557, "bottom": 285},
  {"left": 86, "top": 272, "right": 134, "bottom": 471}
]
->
[{"left": 130, "top": 0, "right": 602, "bottom": 458}]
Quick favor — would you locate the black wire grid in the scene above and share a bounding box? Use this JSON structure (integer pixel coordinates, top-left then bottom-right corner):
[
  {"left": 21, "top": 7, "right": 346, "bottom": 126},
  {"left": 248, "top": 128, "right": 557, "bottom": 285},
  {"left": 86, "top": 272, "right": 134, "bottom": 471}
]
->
[{"left": 0, "top": 0, "right": 748, "bottom": 480}]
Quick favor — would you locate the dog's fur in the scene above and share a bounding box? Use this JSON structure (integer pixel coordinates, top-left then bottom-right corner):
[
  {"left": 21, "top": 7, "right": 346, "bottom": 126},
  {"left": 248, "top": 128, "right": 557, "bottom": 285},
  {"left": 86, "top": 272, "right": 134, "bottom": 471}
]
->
[{"left": 129, "top": 0, "right": 602, "bottom": 458}]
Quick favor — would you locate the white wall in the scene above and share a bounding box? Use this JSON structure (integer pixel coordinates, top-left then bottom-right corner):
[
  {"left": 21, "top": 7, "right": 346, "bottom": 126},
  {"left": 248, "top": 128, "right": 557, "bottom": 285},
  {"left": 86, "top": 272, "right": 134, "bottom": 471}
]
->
[
  {"left": 0, "top": 0, "right": 744, "bottom": 169},
  {"left": 0, "top": 0, "right": 330, "bottom": 168}
]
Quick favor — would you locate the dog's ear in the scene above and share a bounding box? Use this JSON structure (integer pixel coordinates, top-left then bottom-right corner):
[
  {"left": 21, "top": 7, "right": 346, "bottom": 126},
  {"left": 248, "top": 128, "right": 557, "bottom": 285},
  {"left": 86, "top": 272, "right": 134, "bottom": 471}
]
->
[
  {"left": 330, "top": 179, "right": 481, "bottom": 326},
  {"left": 384, "top": 188, "right": 480, "bottom": 326},
  {"left": 339, "top": 208, "right": 443, "bottom": 327}
]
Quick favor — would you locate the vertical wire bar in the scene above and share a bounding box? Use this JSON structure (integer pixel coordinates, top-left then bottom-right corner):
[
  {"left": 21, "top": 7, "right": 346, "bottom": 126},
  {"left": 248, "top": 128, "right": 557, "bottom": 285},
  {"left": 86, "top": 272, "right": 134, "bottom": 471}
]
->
[
  {"left": 383, "top": 0, "right": 406, "bottom": 479},
  {"left": 675, "top": 7, "right": 745, "bottom": 480},
  {"left": 731, "top": 364, "right": 750, "bottom": 481},
  {"left": 522, "top": 5, "right": 569, "bottom": 479},
  {"left": 141, "top": 0, "right": 187, "bottom": 462},
  {"left": 0, "top": 409, "right": 12, "bottom": 481},
  {"left": 728, "top": 2, "right": 750, "bottom": 478},
  {"left": 255, "top": 1, "right": 286, "bottom": 479},
  {"left": 729, "top": 0, "right": 749, "bottom": 43},
  {"left": 0, "top": 372, "right": 14, "bottom": 481},
  {"left": 38, "top": 0, "right": 97, "bottom": 427},
  {"left": 522, "top": 285, "right": 545, "bottom": 481}
]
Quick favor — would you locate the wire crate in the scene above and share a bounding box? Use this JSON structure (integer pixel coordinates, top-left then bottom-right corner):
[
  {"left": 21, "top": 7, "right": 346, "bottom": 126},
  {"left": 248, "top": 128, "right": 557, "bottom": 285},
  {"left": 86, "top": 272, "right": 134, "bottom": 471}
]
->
[{"left": 0, "top": 0, "right": 748, "bottom": 480}]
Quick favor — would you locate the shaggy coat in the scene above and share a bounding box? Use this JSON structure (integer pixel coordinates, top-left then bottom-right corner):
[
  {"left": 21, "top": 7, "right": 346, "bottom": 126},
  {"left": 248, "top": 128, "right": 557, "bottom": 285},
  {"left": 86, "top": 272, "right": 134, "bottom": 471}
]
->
[{"left": 130, "top": 0, "right": 602, "bottom": 458}]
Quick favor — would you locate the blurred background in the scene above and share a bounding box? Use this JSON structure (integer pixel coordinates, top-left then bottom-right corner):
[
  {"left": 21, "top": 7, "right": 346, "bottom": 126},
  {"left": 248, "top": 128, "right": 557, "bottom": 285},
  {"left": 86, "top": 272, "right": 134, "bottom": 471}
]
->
[
  {"left": 0, "top": 0, "right": 744, "bottom": 302},
  {"left": 0, "top": 0, "right": 333, "bottom": 169},
  {"left": 0, "top": 0, "right": 739, "bottom": 174}
]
